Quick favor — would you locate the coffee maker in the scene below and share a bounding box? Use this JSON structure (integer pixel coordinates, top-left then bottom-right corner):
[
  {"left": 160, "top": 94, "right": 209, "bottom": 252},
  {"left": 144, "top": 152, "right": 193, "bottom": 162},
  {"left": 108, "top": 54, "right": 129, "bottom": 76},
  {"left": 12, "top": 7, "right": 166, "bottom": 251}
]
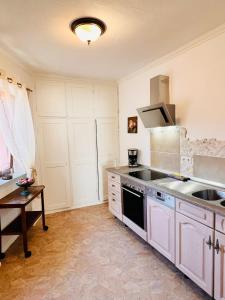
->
[{"left": 128, "top": 148, "right": 139, "bottom": 167}]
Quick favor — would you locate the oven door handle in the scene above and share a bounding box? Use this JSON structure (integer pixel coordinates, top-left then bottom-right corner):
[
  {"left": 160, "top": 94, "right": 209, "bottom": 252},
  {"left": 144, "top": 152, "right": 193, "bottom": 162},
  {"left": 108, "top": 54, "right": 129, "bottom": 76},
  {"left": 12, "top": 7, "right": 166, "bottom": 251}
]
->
[{"left": 122, "top": 187, "right": 141, "bottom": 198}]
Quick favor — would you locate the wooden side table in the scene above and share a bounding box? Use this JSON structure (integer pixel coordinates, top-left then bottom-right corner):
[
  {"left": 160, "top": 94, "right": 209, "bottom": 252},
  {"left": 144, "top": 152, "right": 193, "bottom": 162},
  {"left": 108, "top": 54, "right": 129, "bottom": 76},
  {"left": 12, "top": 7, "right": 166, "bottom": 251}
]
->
[{"left": 0, "top": 185, "right": 48, "bottom": 259}]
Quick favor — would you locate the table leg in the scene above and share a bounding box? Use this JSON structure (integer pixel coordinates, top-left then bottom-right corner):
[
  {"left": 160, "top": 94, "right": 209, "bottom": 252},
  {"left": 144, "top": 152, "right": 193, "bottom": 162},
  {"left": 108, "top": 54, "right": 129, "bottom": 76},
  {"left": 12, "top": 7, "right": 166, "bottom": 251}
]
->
[
  {"left": 41, "top": 191, "right": 48, "bottom": 231},
  {"left": 0, "top": 215, "right": 5, "bottom": 259},
  {"left": 21, "top": 207, "right": 31, "bottom": 258}
]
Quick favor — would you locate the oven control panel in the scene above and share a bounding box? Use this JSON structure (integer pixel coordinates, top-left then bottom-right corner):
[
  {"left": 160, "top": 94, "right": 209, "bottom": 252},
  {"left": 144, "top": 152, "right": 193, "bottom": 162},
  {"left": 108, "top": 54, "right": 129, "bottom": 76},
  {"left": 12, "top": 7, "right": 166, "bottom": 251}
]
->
[{"left": 121, "top": 177, "right": 145, "bottom": 194}]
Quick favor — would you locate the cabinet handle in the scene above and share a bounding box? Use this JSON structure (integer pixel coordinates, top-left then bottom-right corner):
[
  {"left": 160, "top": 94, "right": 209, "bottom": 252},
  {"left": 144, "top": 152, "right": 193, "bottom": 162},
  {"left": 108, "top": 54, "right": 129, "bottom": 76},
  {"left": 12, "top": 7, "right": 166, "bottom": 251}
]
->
[
  {"left": 214, "top": 239, "right": 220, "bottom": 254},
  {"left": 112, "top": 193, "right": 115, "bottom": 196},
  {"left": 112, "top": 198, "right": 116, "bottom": 202},
  {"left": 206, "top": 235, "right": 213, "bottom": 250}
]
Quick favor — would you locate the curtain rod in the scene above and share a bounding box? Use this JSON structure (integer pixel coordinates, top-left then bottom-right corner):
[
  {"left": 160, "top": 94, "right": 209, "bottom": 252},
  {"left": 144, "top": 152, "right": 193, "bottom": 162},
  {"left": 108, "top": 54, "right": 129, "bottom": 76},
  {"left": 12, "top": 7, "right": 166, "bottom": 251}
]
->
[{"left": 0, "top": 69, "right": 33, "bottom": 92}]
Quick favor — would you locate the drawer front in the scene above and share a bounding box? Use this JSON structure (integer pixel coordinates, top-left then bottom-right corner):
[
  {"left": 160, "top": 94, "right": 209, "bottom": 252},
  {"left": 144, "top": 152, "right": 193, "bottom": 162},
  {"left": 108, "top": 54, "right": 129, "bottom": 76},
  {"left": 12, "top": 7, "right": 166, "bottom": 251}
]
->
[
  {"left": 108, "top": 188, "right": 121, "bottom": 199},
  {"left": 108, "top": 172, "right": 121, "bottom": 184},
  {"left": 108, "top": 180, "right": 121, "bottom": 193},
  {"left": 109, "top": 193, "right": 122, "bottom": 220},
  {"left": 176, "top": 199, "right": 214, "bottom": 227},
  {"left": 215, "top": 214, "right": 225, "bottom": 234},
  {"left": 109, "top": 194, "right": 121, "bottom": 212}
]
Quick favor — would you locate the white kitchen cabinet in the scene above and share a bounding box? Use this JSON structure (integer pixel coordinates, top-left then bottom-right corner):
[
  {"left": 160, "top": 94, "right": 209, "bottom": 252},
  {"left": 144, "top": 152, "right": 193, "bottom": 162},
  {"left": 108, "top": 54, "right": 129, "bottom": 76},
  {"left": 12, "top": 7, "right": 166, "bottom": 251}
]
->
[
  {"left": 214, "top": 230, "right": 225, "bottom": 300},
  {"left": 66, "top": 83, "right": 93, "bottom": 117},
  {"left": 68, "top": 119, "right": 99, "bottom": 208},
  {"left": 216, "top": 214, "right": 225, "bottom": 234},
  {"left": 176, "top": 198, "right": 214, "bottom": 227},
  {"left": 35, "top": 80, "right": 66, "bottom": 117},
  {"left": 35, "top": 77, "right": 119, "bottom": 211},
  {"left": 37, "top": 118, "right": 71, "bottom": 211},
  {"left": 96, "top": 118, "right": 119, "bottom": 201},
  {"left": 147, "top": 197, "right": 175, "bottom": 262},
  {"left": 108, "top": 172, "right": 122, "bottom": 220},
  {"left": 176, "top": 212, "right": 214, "bottom": 296}
]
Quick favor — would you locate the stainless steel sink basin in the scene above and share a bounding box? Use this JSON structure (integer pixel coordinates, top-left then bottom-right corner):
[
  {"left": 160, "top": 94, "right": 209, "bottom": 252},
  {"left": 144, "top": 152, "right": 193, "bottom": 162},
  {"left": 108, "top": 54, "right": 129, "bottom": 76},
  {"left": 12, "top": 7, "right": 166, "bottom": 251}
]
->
[{"left": 192, "top": 189, "right": 225, "bottom": 201}]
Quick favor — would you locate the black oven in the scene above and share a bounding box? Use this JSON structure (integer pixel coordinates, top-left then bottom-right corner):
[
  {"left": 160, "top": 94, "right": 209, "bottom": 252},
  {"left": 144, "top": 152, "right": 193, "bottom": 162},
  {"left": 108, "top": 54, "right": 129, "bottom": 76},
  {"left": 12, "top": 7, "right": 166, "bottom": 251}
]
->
[{"left": 122, "top": 185, "right": 145, "bottom": 229}]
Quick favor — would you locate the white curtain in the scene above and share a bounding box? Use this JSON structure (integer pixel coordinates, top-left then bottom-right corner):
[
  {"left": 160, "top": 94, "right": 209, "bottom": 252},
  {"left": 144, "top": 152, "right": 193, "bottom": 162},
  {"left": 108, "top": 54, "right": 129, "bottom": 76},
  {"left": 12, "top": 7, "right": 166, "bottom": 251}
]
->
[{"left": 0, "top": 79, "right": 36, "bottom": 178}]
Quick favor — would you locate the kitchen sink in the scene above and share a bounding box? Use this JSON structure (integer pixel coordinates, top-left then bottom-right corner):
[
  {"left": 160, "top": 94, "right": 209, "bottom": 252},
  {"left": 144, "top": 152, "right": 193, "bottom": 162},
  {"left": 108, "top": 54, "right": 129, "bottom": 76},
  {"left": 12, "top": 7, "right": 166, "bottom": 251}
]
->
[{"left": 192, "top": 189, "right": 225, "bottom": 201}]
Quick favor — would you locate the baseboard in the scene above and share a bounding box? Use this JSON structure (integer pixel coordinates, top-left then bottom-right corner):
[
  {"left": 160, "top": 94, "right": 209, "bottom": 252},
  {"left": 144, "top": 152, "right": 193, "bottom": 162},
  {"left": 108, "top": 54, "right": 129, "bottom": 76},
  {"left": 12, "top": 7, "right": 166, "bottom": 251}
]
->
[{"left": 45, "top": 200, "right": 107, "bottom": 215}]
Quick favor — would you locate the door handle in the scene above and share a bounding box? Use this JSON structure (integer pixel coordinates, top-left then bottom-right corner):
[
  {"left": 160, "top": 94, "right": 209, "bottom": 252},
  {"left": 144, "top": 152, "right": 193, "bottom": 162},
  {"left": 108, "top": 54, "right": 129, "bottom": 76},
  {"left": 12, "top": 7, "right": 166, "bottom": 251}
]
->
[
  {"left": 206, "top": 235, "right": 213, "bottom": 250},
  {"left": 122, "top": 187, "right": 141, "bottom": 198},
  {"left": 214, "top": 239, "right": 220, "bottom": 254}
]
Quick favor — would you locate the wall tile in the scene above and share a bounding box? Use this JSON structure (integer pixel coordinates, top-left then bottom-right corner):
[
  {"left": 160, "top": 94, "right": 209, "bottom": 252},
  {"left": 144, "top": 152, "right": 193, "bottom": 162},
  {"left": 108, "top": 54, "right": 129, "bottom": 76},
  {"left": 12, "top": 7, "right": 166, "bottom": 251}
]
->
[
  {"left": 193, "top": 155, "right": 225, "bottom": 184},
  {"left": 180, "top": 136, "right": 225, "bottom": 177},
  {"left": 151, "top": 151, "right": 180, "bottom": 173},
  {"left": 150, "top": 127, "right": 181, "bottom": 154}
]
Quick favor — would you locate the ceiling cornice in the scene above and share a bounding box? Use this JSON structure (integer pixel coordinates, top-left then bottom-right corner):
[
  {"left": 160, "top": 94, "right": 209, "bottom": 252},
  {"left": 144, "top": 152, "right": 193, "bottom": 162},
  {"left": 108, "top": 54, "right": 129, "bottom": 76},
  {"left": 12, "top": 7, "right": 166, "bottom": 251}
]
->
[{"left": 119, "top": 22, "right": 225, "bottom": 83}]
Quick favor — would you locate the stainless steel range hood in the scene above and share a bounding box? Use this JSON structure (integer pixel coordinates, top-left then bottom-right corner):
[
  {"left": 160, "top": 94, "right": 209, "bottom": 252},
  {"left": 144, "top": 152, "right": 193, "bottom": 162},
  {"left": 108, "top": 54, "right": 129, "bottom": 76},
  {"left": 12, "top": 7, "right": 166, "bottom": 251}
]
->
[{"left": 137, "top": 75, "right": 175, "bottom": 128}]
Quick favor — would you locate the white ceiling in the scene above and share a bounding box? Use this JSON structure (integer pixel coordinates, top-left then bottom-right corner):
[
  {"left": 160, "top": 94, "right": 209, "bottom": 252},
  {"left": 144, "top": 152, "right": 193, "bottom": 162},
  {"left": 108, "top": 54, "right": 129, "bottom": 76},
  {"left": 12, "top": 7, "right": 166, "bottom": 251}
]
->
[{"left": 1, "top": 0, "right": 225, "bottom": 79}]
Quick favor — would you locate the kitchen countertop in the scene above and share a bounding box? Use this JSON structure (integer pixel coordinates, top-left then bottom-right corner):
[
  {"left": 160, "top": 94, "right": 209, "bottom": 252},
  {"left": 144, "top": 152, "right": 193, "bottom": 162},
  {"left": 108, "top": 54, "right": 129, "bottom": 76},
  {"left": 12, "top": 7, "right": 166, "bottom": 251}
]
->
[{"left": 107, "top": 165, "right": 225, "bottom": 217}]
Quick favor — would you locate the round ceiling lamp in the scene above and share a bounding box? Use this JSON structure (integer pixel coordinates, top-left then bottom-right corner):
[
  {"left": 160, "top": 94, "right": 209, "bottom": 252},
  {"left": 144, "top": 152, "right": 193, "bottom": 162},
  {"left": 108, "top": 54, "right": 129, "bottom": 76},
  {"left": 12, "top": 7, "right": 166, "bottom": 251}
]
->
[{"left": 70, "top": 17, "right": 106, "bottom": 45}]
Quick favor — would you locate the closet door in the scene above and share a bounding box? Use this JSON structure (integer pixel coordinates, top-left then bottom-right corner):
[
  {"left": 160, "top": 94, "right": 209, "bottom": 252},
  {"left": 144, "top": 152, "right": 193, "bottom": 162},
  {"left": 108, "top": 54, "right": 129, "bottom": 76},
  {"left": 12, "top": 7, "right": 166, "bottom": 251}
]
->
[
  {"left": 38, "top": 118, "right": 71, "bottom": 211},
  {"left": 66, "top": 83, "right": 93, "bottom": 118},
  {"left": 96, "top": 118, "right": 119, "bottom": 202},
  {"left": 35, "top": 80, "right": 66, "bottom": 117},
  {"left": 68, "top": 119, "right": 99, "bottom": 208}
]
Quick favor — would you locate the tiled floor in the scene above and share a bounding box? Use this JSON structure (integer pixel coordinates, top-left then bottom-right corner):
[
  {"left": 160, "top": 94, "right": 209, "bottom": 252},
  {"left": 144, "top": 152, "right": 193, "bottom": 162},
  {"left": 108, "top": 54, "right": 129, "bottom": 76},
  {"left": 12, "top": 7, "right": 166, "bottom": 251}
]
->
[{"left": 0, "top": 204, "right": 210, "bottom": 300}]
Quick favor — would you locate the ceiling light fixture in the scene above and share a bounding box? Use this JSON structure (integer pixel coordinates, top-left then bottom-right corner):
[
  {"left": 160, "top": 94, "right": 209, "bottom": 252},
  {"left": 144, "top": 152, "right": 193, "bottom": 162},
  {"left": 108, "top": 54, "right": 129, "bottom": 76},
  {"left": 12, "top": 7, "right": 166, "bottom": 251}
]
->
[{"left": 70, "top": 17, "right": 106, "bottom": 45}]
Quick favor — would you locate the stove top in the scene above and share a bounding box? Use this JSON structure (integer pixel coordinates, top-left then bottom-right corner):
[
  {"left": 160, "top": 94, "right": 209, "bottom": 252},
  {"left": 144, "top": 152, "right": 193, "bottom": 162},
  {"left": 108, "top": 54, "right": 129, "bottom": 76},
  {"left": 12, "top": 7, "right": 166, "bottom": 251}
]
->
[{"left": 128, "top": 169, "right": 168, "bottom": 181}]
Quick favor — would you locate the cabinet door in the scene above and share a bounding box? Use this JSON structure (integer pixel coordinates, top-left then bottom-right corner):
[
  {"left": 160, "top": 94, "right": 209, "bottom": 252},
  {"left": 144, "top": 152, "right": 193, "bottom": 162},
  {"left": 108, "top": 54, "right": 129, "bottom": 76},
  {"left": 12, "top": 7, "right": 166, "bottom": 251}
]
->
[
  {"left": 35, "top": 80, "right": 66, "bottom": 117},
  {"left": 214, "top": 231, "right": 225, "bottom": 300},
  {"left": 176, "top": 212, "right": 213, "bottom": 296},
  {"left": 94, "top": 85, "right": 118, "bottom": 118},
  {"left": 37, "top": 118, "right": 71, "bottom": 211},
  {"left": 66, "top": 83, "right": 93, "bottom": 117},
  {"left": 96, "top": 118, "right": 119, "bottom": 201},
  {"left": 68, "top": 119, "right": 99, "bottom": 208},
  {"left": 147, "top": 197, "right": 175, "bottom": 262}
]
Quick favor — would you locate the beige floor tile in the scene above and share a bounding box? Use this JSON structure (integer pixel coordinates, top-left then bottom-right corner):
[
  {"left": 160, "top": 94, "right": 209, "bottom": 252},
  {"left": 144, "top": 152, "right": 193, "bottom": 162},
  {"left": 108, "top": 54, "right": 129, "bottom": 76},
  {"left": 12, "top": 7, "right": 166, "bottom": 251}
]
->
[{"left": 0, "top": 204, "right": 210, "bottom": 300}]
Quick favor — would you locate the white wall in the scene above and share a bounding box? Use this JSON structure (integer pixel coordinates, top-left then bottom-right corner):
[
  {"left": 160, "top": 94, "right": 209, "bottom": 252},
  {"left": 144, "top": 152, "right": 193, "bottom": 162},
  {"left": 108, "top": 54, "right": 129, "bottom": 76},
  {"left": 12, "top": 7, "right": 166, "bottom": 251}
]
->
[
  {"left": 0, "top": 49, "right": 34, "bottom": 88},
  {"left": 119, "top": 27, "right": 225, "bottom": 166},
  {"left": 0, "top": 49, "right": 34, "bottom": 251}
]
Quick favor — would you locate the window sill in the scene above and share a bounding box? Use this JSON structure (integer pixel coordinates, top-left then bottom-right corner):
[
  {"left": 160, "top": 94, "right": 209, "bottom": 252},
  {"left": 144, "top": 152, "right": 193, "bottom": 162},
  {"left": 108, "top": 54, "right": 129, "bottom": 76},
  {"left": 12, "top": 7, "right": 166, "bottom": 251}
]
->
[{"left": 0, "top": 173, "right": 26, "bottom": 187}]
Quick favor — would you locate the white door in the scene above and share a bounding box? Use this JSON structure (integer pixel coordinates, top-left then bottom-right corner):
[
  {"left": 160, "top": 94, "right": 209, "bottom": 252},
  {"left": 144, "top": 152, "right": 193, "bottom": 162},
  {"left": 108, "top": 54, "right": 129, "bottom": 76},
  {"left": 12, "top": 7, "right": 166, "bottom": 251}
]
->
[
  {"left": 96, "top": 118, "right": 119, "bottom": 202},
  {"left": 37, "top": 118, "right": 71, "bottom": 211},
  {"left": 68, "top": 119, "right": 99, "bottom": 208},
  {"left": 147, "top": 197, "right": 175, "bottom": 262},
  {"left": 176, "top": 212, "right": 213, "bottom": 296},
  {"left": 214, "top": 231, "right": 225, "bottom": 300}
]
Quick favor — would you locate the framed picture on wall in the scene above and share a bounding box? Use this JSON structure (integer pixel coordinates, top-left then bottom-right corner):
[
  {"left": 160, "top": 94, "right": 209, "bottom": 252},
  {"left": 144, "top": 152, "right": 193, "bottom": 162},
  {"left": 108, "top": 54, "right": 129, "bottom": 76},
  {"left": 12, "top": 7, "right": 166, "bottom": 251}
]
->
[{"left": 128, "top": 116, "right": 138, "bottom": 133}]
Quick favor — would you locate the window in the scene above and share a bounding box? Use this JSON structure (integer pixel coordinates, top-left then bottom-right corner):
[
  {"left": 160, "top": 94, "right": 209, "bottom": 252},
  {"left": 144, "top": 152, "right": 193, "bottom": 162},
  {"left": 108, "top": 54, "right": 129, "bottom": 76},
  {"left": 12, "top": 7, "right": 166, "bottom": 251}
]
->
[{"left": 0, "top": 130, "right": 11, "bottom": 177}]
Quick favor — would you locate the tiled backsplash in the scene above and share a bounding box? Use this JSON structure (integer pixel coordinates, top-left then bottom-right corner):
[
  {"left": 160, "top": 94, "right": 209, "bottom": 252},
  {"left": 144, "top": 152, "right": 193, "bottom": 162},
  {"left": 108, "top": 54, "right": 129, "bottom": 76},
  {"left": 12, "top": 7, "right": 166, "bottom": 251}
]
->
[
  {"left": 150, "top": 126, "right": 225, "bottom": 184},
  {"left": 150, "top": 126, "right": 182, "bottom": 173},
  {"left": 193, "top": 155, "right": 225, "bottom": 183},
  {"left": 180, "top": 131, "right": 225, "bottom": 178}
]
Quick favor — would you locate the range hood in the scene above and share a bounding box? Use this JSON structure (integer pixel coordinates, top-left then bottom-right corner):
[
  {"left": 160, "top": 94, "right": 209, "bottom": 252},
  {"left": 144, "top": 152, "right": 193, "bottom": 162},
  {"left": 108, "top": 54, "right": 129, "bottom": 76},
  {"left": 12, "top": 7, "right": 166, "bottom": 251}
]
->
[{"left": 137, "top": 75, "right": 175, "bottom": 128}]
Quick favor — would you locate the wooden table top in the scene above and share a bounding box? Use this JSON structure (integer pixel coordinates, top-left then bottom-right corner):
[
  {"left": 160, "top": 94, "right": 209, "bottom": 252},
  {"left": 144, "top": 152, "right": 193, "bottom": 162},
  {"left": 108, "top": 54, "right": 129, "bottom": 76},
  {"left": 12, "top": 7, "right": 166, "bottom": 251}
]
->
[{"left": 0, "top": 185, "right": 45, "bottom": 208}]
